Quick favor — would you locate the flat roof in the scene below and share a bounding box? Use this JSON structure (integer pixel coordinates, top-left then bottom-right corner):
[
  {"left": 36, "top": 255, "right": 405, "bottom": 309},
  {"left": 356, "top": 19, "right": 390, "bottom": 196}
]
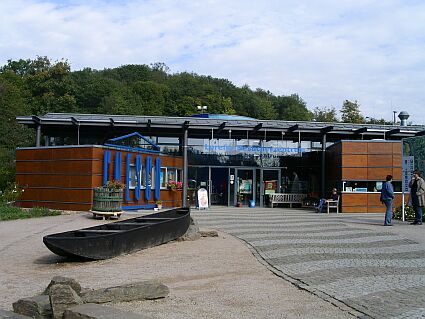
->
[{"left": 17, "top": 113, "right": 425, "bottom": 142}]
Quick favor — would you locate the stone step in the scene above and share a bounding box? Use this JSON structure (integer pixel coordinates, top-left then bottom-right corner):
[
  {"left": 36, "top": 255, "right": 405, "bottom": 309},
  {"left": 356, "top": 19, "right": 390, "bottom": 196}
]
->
[
  {"left": 0, "top": 309, "right": 32, "bottom": 318},
  {"left": 63, "top": 304, "right": 153, "bottom": 319}
]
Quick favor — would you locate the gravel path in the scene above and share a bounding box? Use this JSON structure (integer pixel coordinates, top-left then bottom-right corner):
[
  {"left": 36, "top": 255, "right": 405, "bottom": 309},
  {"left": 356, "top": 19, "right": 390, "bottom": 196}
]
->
[{"left": 0, "top": 211, "right": 353, "bottom": 319}]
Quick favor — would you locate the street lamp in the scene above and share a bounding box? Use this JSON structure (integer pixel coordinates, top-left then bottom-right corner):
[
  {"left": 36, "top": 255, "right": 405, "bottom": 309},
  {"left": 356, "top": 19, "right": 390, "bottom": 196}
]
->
[{"left": 197, "top": 105, "right": 208, "bottom": 114}]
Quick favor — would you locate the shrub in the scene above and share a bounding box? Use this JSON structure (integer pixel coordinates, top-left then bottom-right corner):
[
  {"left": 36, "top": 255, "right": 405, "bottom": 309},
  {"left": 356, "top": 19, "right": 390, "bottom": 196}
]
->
[
  {"left": 393, "top": 205, "right": 417, "bottom": 221},
  {"left": 0, "top": 182, "right": 24, "bottom": 204}
]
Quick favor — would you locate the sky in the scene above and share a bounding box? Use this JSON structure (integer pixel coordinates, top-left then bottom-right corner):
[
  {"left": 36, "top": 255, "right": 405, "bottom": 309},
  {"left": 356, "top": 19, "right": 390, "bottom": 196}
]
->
[{"left": 1, "top": 0, "right": 425, "bottom": 124}]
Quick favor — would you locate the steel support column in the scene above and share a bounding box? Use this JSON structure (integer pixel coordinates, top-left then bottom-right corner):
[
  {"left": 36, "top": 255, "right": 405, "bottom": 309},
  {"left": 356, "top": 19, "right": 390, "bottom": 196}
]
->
[
  {"left": 182, "top": 127, "right": 188, "bottom": 207},
  {"left": 321, "top": 133, "right": 326, "bottom": 198},
  {"left": 36, "top": 125, "right": 41, "bottom": 147}
]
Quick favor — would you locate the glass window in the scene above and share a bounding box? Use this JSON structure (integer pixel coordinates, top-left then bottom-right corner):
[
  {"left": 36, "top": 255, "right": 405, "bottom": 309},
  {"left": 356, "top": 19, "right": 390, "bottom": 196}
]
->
[
  {"left": 151, "top": 166, "right": 155, "bottom": 189},
  {"left": 160, "top": 167, "right": 167, "bottom": 188},
  {"left": 141, "top": 166, "right": 146, "bottom": 188},
  {"left": 167, "top": 168, "right": 177, "bottom": 183},
  {"left": 129, "top": 165, "right": 137, "bottom": 189},
  {"left": 343, "top": 181, "right": 402, "bottom": 192}
]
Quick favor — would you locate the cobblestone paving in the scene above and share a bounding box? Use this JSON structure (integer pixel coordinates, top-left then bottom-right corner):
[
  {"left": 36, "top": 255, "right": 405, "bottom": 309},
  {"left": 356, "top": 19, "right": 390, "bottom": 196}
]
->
[{"left": 193, "top": 208, "right": 425, "bottom": 319}]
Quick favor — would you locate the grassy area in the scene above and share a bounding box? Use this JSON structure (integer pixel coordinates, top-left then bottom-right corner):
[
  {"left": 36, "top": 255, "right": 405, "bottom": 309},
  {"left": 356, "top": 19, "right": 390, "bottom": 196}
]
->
[{"left": 0, "top": 204, "right": 61, "bottom": 221}]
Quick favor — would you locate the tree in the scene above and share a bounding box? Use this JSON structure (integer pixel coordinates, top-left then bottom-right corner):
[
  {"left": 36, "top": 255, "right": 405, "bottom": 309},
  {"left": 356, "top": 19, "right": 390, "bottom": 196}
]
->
[
  {"left": 273, "top": 94, "right": 312, "bottom": 121},
  {"left": 313, "top": 106, "right": 338, "bottom": 122},
  {"left": 340, "top": 100, "right": 364, "bottom": 123}
]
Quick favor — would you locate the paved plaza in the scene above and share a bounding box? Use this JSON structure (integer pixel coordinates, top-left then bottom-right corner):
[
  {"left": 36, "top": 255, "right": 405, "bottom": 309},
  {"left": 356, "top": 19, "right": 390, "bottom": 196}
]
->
[{"left": 193, "top": 207, "right": 425, "bottom": 319}]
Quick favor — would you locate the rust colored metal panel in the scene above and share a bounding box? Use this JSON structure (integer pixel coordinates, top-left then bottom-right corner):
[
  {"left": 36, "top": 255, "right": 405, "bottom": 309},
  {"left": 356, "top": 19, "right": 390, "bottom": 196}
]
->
[
  {"left": 342, "top": 155, "right": 367, "bottom": 167},
  {"left": 342, "top": 142, "right": 367, "bottom": 154},
  {"left": 20, "top": 188, "right": 92, "bottom": 203},
  {"left": 16, "top": 161, "right": 94, "bottom": 174},
  {"left": 367, "top": 193, "right": 382, "bottom": 206},
  {"left": 367, "top": 167, "right": 391, "bottom": 180},
  {"left": 16, "top": 174, "right": 94, "bottom": 188},
  {"left": 367, "top": 142, "right": 393, "bottom": 154},
  {"left": 392, "top": 167, "right": 402, "bottom": 180},
  {"left": 367, "top": 155, "right": 392, "bottom": 167},
  {"left": 393, "top": 142, "right": 402, "bottom": 154},
  {"left": 342, "top": 168, "right": 367, "bottom": 180},
  {"left": 393, "top": 154, "right": 402, "bottom": 167},
  {"left": 342, "top": 193, "right": 368, "bottom": 206}
]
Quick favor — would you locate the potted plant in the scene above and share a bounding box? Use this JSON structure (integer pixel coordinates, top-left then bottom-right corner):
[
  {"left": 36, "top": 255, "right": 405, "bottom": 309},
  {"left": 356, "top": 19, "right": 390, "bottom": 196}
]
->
[
  {"left": 168, "top": 180, "right": 183, "bottom": 191},
  {"left": 156, "top": 200, "right": 163, "bottom": 210},
  {"left": 93, "top": 180, "right": 125, "bottom": 212}
]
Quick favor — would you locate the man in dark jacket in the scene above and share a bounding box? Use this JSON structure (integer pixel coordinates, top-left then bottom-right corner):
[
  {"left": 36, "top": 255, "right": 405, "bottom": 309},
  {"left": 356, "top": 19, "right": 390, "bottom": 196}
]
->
[{"left": 380, "top": 175, "right": 394, "bottom": 226}]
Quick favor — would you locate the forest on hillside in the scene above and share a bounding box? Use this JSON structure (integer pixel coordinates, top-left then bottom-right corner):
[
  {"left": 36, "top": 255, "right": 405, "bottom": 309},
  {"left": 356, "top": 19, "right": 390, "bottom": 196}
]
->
[{"left": 0, "top": 56, "right": 377, "bottom": 190}]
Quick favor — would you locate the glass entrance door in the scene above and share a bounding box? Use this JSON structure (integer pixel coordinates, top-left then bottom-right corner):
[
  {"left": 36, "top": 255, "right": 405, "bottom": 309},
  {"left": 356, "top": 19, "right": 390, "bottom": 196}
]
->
[
  {"left": 235, "top": 169, "right": 255, "bottom": 207},
  {"left": 261, "top": 169, "right": 281, "bottom": 207},
  {"left": 210, "top": 167, "right": 229, "bottom": 206}
]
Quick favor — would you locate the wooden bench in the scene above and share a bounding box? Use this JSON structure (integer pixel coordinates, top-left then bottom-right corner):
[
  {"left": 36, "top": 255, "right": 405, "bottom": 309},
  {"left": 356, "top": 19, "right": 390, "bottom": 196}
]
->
[{"left": 269, "top": 193, "right": 307, "bottom": 208}]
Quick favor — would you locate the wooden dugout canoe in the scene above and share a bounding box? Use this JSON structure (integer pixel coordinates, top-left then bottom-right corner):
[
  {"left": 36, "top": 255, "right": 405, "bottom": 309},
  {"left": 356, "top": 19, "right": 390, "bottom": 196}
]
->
[{"left": 43, "top": 207, "right": 191, "bottom": 260}]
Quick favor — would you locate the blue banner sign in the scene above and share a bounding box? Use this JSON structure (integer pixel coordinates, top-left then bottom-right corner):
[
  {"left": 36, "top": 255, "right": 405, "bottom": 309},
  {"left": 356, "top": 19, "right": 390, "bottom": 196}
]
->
[{"left": 204, "top": 144, "right": 304, "bottom": 154}]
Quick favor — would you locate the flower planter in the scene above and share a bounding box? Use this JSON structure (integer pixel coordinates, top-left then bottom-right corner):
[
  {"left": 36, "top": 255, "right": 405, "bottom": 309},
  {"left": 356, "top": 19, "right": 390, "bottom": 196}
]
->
[{"left": 92, "top": 187, "right": 123, "bottom": 212}]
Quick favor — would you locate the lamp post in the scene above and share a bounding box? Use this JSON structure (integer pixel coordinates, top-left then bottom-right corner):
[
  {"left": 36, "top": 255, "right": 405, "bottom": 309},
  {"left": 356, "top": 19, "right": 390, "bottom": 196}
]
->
[
  {"left": 393, "top": 111, "right": 397, "bottom": 124},
  {"left": 197, "top": 105, "right": 208, "bottom": 114}
]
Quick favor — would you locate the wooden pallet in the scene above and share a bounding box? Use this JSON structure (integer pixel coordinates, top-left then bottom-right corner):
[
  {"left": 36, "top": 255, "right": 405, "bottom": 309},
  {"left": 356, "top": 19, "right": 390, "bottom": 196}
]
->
[{"left": 90, "top": 210, "right": 123, "bottom": 220}]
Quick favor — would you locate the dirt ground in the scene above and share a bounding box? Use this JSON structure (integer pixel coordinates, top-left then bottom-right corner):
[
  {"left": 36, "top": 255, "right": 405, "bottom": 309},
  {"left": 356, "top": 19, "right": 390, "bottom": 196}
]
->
[{"left": 0, "top": 213, "right": 353, "bottom": 319}]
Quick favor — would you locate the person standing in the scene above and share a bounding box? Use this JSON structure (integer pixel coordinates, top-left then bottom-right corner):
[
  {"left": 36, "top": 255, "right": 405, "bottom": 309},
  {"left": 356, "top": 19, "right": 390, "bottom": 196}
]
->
[
  {"left": 409, "top": 170, "right": 425, "bottom": 225},
  {"left": 380, "top": 175, "right": 394, "bottom": 226}
]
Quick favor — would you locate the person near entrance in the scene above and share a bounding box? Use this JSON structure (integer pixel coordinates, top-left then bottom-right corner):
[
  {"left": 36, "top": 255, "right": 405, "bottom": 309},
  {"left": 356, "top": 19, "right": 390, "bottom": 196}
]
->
[
  {"left": 380, "top": 175, "right": 394, "bottom": 226},
  {"left": 316, "top": 188, "right": 338, "bottom": 213},
  {"left": 409, "top": 170, "right": 425, "bottom": 225}
]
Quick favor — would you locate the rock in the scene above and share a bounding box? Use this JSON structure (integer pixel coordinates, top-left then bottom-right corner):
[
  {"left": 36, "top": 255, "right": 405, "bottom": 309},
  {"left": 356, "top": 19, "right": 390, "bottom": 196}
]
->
[
  {"left": 63, "top": 303, "right": 154, "bottom": 319},
  {"left": 177, "top": 217, "right": 201, "bottom": 241},
  {"left": 199, "top": 230, "right": 218, "bottom": 237},
  {"left": 43, "top": 276, "right": 82, "bottom": 295},
  {"left": 12, "top": 295, "right": 52, "bottom": 319},
  {"left": 49, "top": 284, "right": 82, "bottom": 319},
  {"left": 81, "top": 280, "right": 169, "bottom": 303},
  {"left": 0, "top": 309, "right": 32, "bottom": 318}
]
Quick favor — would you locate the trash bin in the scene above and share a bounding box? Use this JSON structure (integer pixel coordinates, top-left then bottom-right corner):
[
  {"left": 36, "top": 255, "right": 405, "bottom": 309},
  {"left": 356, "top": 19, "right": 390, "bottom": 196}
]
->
[{"left": 249, "top": 200, "right": 256, "bottom": 208}]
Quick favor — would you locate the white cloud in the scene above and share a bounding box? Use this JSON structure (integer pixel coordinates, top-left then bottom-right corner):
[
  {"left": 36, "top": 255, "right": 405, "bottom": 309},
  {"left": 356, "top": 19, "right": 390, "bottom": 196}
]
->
[{"left": 1, "top": 0, "right": 425, "bottom": 123}]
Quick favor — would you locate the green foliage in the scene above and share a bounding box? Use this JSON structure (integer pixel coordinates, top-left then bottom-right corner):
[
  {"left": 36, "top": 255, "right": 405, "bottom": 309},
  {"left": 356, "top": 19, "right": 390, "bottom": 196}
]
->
[
  {"left": 313, "top": 106, "right": 338, "bottom": 122},
  {"left": 273, "top": 94, "right": 312, "bottom": 121},
  {"left": 0, "top": 182, "right": 24, "bottom": 204},
  {"left": 341, "top": 100, "right": 364, "bottom": 123},
  {"left": 0, "top": 148, "right": 17, "bottom": 191},
  {"left": 393, "top": 205, "right": 417, "bottom": 221},
  {"left": 0, "top": 204, "right": 61, "bottom": 221}
]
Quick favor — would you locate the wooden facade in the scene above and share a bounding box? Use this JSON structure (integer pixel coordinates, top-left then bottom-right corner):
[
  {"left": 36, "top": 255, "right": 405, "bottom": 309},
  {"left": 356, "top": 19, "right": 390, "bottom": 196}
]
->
[
  {"left": 326, "top": 141, "right": 402, "bottom": 213},
  {"left": 15, "top": 146, "right": 183, "bottom": 211}
]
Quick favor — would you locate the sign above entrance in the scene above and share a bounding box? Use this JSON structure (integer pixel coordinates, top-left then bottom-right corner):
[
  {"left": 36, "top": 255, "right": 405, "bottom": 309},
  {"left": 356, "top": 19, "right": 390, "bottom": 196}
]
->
[{"left": 203, "top": 144, "right": 304, "bottom": 155}]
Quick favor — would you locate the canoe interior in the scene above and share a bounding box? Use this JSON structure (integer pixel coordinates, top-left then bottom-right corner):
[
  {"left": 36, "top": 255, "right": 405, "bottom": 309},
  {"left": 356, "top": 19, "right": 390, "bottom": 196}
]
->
[{"left": 43, "top": 207, "right": 191, "bottom": 260}]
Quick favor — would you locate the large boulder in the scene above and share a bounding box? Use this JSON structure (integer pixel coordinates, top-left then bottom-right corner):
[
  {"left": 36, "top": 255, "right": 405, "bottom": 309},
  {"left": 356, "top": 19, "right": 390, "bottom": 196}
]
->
[
  {"left": 81, "top": 280, "right": 169, "bottom": 304},
  {"left": 177, "top": 217, "right": 201, "bottom": 241},
  {"left": 49, "top": 284, "right": 82, "bottom": 319},
  {"left": 63, "top": 304, "right": 154, "bottom": 319},
  {"left": 12, "top": 295, "right": 52, "bottom": 319},
  {"left": 0, "top": 309, "right": 32, "bottom": 318},
  {"left": 43, "top": 276, "right": 82, "bottom": 295}
]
